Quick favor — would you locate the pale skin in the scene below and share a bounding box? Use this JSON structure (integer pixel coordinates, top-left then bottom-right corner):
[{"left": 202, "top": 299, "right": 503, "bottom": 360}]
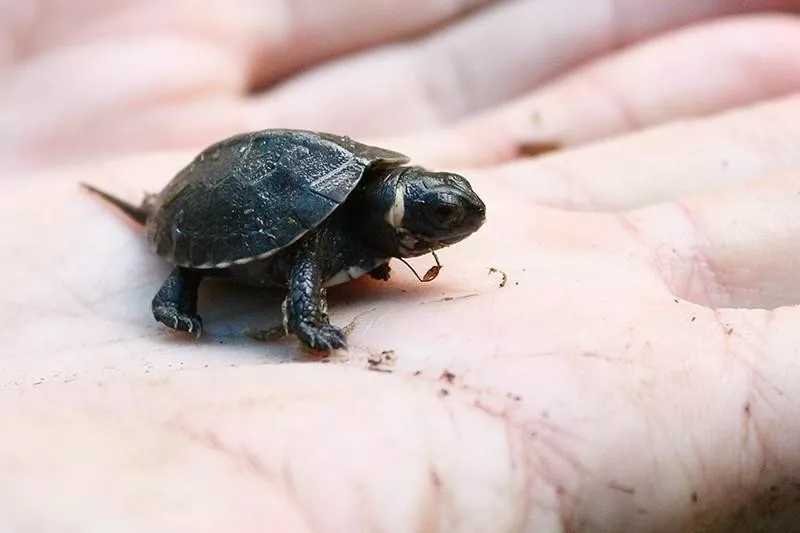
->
[{"left": 3, "top": 1, "right": 800, "bottom": 531}]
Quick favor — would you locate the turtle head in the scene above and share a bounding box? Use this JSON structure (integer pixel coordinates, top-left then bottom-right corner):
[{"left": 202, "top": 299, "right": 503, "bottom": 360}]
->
[
  {"left": 350, "top": 166, "right": 486, "bottom": 258},
  {"left": 391, "top": 166, "right": 486, "bottom": 257}
]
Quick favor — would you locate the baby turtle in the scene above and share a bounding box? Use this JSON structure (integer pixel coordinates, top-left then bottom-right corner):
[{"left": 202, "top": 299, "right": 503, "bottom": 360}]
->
[{"left": 84, "top": 129, "right": 486, "bottom": 350}]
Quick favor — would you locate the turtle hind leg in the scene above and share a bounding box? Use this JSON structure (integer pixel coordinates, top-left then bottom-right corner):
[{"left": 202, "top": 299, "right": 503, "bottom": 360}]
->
[
  {"left": 152, "top": 267, "right": 204, "bottom": 338},
  {"left": 286, "top": 236, "right": 347, "bottom": 351}
]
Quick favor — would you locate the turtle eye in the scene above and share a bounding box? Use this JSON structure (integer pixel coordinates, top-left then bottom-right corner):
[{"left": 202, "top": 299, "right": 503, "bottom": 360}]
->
[{"left": 432, "top": 202, "right": 463, "bottom": 228}]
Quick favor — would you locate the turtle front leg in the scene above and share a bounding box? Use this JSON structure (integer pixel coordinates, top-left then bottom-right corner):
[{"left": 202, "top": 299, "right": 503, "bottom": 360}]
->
[
  {"left": 369, "top": 262, "right": 391, "bottom": 281},
  {"left": 152, "top": 267, "right": 204, "bottom": 337},
  {"left": 286, "top": 239, "right": 347, "bottom": 351}
]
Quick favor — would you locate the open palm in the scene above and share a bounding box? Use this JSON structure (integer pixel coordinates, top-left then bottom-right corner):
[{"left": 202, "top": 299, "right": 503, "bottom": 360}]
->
[{"left": 3, "top": 1, "right": 800, "bottom": 531}]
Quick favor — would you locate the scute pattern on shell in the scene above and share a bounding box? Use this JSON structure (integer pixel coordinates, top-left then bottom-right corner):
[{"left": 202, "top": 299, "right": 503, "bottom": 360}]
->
[{"left": 145, "top": 129, "right": 409, "bottom": 268}]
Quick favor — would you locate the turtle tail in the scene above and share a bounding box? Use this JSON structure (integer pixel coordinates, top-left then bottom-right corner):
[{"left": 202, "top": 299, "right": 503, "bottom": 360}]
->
[{"left": 80, "top": 183, "right": 154, "bottom": 225}]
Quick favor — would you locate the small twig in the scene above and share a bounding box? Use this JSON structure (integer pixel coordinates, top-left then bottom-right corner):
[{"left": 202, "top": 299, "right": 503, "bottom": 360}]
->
[
  {"left": 398, "top": 249, "right": 442, "bottom": 282},
  {"left": 488, "top": 267, "right": 508, "bottom": 288}
]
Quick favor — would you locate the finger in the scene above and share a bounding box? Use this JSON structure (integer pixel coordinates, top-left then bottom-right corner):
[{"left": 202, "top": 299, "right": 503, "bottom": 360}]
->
[
  {"left": 0, "top": 37, "right": 245, "bottom": 172},
  {"left": 245, "top": 1, "right": 800, "bottom": 135},
  {"left": 621, "top": 169, "right": 800, "bottom": 310},
  {"left": 506, "top": 14, "right": 800, "bottom": 151},
  {"left": 380, "top": 14, "right": 800, "bottom": 168},
  {"left": 0, "top": 0, "right": 497, "bottom": 80},
  {"left": 245, "top": 0, "right": 499, "bottom": 89},
  {"left": 451, "top": 93, "right": 800, "bottom": 211}
]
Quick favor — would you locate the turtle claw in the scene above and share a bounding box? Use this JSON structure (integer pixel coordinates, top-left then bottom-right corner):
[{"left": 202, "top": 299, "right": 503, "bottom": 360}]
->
[
  {"left": 153, "top": 305, "right": 203, "bottom": 338},
  {"left": 297, "top": 324, "right": 347, "bottom": 352}
]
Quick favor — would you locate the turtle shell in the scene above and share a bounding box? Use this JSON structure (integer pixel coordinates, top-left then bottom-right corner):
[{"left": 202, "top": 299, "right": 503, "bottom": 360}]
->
[{"left": 146, "top": 129, "right": 409, "bottom": 268}]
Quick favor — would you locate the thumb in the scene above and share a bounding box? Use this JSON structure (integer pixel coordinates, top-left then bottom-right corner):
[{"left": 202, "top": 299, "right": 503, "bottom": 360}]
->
[
  {"left": 621, "top": 168, "right": 800, "bottom": 527},
  {"left": 624, "top": 169, "right": 800, "bottom": 309}
]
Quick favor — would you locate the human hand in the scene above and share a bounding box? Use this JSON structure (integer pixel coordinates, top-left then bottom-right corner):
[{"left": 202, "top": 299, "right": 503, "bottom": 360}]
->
[
  {"left": 3, "top": 1, "right": 800, "bottom": 532},
  {"left": 3, "top": 0, "right": 800, "bottom": 171},
  {"left": 5, "top": 96, "right": 800, "bottom": 533}
]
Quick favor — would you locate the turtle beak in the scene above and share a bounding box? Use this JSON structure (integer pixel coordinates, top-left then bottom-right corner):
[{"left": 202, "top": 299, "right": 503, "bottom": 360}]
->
[
  {"left": 460, "top": 188, "right": 486, "bottom": 232},
  {"left": 435, "top": 184, "right": 486, "bottom": 245}
]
